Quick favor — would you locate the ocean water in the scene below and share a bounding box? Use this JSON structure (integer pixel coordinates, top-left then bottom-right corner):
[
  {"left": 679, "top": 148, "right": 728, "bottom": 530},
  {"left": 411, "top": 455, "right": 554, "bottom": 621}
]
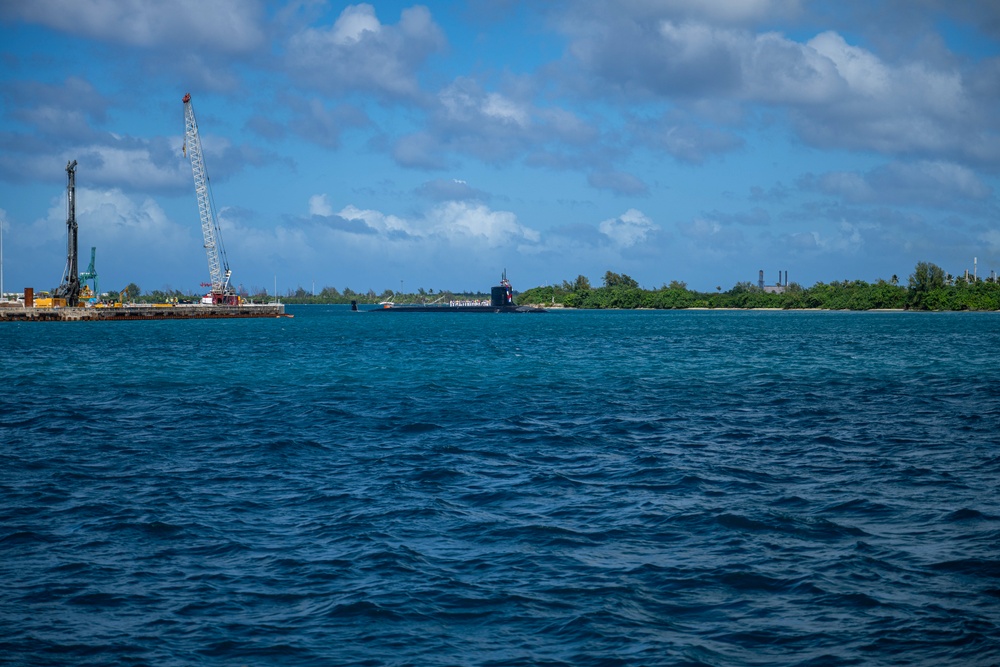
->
[{"left": 1, "top": 307, "right": 999, "bottom": 666}]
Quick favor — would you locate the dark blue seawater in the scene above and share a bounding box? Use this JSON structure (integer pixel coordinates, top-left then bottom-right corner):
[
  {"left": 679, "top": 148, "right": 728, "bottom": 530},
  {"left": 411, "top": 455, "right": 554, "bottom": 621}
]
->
[{"left": 2, "top": 308, "right": 999, "bottom": 666}]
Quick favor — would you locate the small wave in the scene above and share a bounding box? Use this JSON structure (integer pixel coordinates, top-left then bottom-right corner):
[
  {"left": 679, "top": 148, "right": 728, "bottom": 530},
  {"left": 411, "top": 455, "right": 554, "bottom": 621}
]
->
[
  {"left": 716, "top": 570, "right": 804, "bottom": 593},
  {"left": 398, "top": 421, "right": 444, "bottom": 433},
  {"left": 820, "top": 498, "right": 891, "bottom": 515},
  {"left": 716, "top": 512, "right": 867, "bottom": 539},
  {"left": 929, "top": 558, "right": 1000, "bottom": 578},
  {"left": 943, "top": 507, "right": 995, "bottom": 521},
  {"left": 325, "top": 599, "right": 404, "bottom": 620},
  {"left": 816, "top": 590, "right": 884, "bottom": 609},
  {"left": 0, "top": 530, "right": 55, "bottom": 545},
  {"left": 67, "top": 592, "right": 130, "bottom": 608}
]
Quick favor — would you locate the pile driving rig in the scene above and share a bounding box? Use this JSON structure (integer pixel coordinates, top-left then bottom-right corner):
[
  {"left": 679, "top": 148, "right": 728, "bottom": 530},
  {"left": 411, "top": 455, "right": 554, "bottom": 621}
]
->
[
  {"left": 182, "top": 93, "right": 239, "bottom": 305},
  {"left": 52, "top": 160, "right": 81, "bottom": 306}
]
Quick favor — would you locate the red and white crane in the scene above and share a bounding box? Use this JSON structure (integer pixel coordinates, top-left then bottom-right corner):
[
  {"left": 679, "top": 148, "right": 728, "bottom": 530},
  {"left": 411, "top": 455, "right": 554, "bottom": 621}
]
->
[{"left": 182, "top": 93, "right": 238, "bottom": 305}]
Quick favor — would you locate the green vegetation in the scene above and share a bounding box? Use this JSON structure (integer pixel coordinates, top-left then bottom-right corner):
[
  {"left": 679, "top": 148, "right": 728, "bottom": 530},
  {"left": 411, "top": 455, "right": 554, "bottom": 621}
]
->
[
  {"left": 272, "top": 286, "right": 490, "bottom": 306},
  {"left": 116, "top": 261, "right": 1000, "bottom": 311},
  {"left": 518, "top": 262, "right": 1000, "bottom": 311},
  {"left": 123, "top": 284, "right": 491, "bottom": 306}
]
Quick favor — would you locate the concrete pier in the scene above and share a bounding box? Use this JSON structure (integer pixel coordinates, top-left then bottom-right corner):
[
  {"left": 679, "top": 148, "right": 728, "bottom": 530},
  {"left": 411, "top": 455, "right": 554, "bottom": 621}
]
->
[{"left": 0, "top": 303, "right": 288, "bottom": 321}]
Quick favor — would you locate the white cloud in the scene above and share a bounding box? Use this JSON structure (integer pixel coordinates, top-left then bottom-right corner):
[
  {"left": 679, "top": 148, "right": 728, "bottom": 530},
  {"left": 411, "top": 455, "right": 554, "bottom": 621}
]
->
[
  {"left": 1, "top": 0, "right": 265, "bottom": 52},
  {"left": 0, "top": 137, "right": 189, "bottom": 193},
  {"left": 14, "top": 187, "right": 202, "bottom": 291},
  {"left": 482, "top": 93, "right": 530, "bottom": 127},
  {"left": 285, "top": 4, "right": 446, "bottom": 100},
  {"left": 659, "top": 0, "right": 802, "bottom": 23},
  {"left": 90, "top": 146, "right": 189, "bottom": 191},
  {"left": 330, "top": 4, "right": 382, "bottom": 45},
  {"left": 806, "top": 161, "right": 992, "bottom": 208},
  {"left": 558, "top": 6, "right": 997, "bottom": 164},
  {"left": 338, "top": 204, "right": 412, "bottom": 236},
  {"left": 808, "top": 31, "right": 890, "bottom": 98},
  {"left": 743, "top": 32, "right": 844, "bottom": 104},
  {"left": 440, "top": 79, "right": 531, "bottom": 128},
  {"left": 428, "top": 201, "right": 541, "bottom": 247},
  {"left": 414, "top": 77, "right": 595, "bottom": 167},
  {"left": 335, "top": 201, "right": 541, "bottom": 248},
  {"left": 599, "top": 208, "right": 658, "bottom": 246},
  {"left": 309, "top": 194, "right": 334, "bottom": 217},
  {"left": 566, "top": 0, "right": 801, "bottom": 27}
]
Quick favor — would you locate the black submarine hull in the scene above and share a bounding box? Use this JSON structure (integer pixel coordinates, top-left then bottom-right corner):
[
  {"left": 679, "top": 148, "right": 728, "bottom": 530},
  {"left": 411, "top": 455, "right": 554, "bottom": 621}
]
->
[{"left": 368, "top": 304, "right": 545, "bottom": 313}]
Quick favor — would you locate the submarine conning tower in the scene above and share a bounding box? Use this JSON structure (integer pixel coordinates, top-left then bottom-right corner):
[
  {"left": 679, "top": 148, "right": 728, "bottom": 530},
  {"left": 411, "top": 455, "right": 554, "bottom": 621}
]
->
[{"left": 490, "top": 270, "right": 514, "bottom": 307}]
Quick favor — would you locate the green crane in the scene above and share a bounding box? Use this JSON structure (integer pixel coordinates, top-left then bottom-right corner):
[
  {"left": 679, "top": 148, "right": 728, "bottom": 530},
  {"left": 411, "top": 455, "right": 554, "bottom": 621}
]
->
[{"left": 79, "top": 246, "right": 98, "bottom": 300}]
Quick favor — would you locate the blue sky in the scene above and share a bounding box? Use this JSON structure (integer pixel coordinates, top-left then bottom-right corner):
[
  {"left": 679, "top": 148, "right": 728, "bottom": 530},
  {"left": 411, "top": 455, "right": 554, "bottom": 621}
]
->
[{"left": 2, "top": 0, "right": 999, "bottom": 296}]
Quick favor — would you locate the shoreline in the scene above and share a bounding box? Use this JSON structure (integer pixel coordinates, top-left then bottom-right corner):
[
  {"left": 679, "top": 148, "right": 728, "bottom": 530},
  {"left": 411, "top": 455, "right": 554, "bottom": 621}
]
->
[{"left": 0, "top": 303, "right": 289, "bottom": 321}]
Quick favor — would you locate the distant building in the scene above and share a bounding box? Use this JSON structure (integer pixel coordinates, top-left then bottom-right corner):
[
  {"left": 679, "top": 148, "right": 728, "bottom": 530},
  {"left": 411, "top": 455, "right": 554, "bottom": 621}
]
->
[{"left": 760, "top": 269, "right": 787, "bottom": 294}]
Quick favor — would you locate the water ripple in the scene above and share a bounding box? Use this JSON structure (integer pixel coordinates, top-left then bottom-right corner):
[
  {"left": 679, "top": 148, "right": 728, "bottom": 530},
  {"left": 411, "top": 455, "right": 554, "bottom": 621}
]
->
[{"left": 1, "top": 309, "right": 999, "bottom": 665}]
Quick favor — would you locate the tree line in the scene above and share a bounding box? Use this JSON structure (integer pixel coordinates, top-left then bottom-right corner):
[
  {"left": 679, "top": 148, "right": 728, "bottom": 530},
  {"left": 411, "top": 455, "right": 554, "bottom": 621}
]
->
[
  {"left": 516, "top": 263, "right": 1000, "bottom": 311},
  {"left": 111, "top": 261, "right": 1000, "bottom": 311},
  {"left": 119, "top": 284, "right": 490, "bottom": 305}
]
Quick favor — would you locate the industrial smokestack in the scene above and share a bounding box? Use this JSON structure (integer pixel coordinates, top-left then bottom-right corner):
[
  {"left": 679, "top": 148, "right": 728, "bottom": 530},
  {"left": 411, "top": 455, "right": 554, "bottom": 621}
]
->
[{"left": 759, "top": 270, "right": 764, "bottom": 290}]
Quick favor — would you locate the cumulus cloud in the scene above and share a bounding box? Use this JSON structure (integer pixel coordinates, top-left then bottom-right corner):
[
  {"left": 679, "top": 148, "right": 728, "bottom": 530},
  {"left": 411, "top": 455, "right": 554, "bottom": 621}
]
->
[
  {"left": 574, "top": 0, "right": 803, "bottom": 26},
  {"left": 392, "top": 77, "right": 598, "bottom": 169},
  {"left": 285, "top": 4, "right": 445, "bottom": 100},
  {"left": 599, "top": 208, "right": 658, "bottom": 246},
  {"left": 13, "top": 186, "right": 202, "bottom": 291},
  {"left": 0, "top": 138, "right": 189, "bottom": 192},
  {"left": 309, "top": 194, "right": 334, "bottom": 217},
  {"left": 0, "top": 0, "right": 265, "bottom": 52},
  {"left": 428, "top": 201, "right": 541, "bottom": 247},
  {"left": 211, "top": 197, "right": 549, "bottom": 292},
  {"left": 801, "top": 161, "right": 993, "bottom": 209},
  {"left": 433, "top": 78, "right": 548, "bottom": 157},
  {"left": 337, "top": 204, "right": 413, "bottom": 238},
  {"left": 333, "top": 201, "right": 540, "bottom": 247},
  {"left": 556, "top": 5, "right": 1000, "bottom": 167}
]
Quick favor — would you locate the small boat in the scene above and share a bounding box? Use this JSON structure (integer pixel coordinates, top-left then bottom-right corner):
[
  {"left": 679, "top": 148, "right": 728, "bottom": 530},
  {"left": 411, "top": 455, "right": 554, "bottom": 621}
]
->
[{"left": 354, "top": 272, "right": 545, "bottom": 313}]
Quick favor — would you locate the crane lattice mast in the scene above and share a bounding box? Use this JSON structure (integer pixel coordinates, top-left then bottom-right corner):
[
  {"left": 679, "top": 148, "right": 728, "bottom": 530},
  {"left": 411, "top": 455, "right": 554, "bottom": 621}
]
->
[{"left": 182, "top": 93, "right": 234, "bottom": 304}]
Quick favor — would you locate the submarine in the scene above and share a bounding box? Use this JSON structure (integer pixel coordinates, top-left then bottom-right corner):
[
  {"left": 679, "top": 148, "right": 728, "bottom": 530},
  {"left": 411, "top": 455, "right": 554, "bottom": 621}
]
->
[{"left": 353, "top": 272, "right": 545, "bottom": 313}]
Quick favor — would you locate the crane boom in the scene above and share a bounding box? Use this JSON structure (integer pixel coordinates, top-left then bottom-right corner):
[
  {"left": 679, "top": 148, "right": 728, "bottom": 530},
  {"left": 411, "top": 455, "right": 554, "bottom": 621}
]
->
[{"left": 182, "top": 93, "right": 236, "bottom": 304}]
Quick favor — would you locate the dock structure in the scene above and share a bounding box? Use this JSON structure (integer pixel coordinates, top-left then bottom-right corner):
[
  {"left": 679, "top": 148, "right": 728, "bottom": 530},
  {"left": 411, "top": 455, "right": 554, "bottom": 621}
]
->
[{"left": 0, "top": 303, "right": 287, "bottom": 322}]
